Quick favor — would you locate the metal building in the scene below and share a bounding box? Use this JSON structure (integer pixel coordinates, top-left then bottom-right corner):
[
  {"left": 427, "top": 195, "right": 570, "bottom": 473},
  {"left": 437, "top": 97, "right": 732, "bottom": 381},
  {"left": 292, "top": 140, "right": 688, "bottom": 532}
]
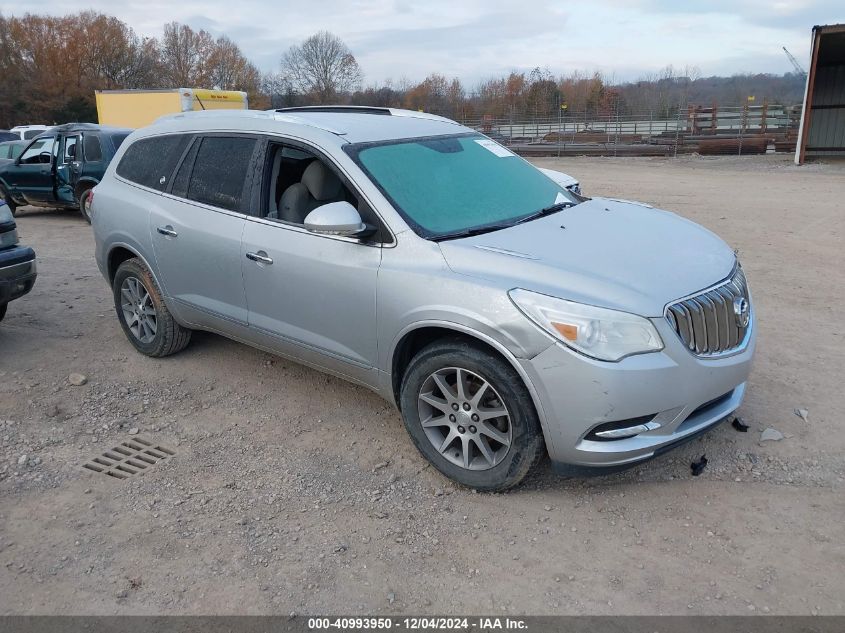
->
[{"left": 795, "top": 24, "right": 845, "bottom": 164}]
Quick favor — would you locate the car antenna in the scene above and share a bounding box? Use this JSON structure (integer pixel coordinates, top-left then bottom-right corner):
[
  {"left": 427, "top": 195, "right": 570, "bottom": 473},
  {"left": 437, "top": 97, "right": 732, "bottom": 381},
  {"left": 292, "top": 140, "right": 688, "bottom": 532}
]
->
[{"left": 195, "top": 94, "right": 206, "bottom": 110}]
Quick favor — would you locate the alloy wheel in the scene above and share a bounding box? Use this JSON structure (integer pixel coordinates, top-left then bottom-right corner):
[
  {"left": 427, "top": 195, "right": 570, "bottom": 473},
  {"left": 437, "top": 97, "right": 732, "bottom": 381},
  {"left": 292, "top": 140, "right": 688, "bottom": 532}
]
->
[
  {"left": 417, "top": 367, "right": 512, "bottom": 470},
  {"left": 120, "top": 276, "right": 157, "bottom": 343}
]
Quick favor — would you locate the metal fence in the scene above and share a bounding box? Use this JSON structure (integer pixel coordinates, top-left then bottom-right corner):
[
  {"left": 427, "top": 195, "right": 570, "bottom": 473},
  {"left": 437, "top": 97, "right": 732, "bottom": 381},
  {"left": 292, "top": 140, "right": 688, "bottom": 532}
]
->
[{"left": 459, "top": 103, "right": 803, "bottom": 157}]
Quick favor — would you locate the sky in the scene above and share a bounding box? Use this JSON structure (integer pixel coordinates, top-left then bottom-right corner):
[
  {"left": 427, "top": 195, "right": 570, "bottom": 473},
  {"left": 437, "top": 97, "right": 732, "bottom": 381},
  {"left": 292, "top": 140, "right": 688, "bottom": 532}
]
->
[{"left": 2, "top": 0, "right": 842, "bottom": 85}]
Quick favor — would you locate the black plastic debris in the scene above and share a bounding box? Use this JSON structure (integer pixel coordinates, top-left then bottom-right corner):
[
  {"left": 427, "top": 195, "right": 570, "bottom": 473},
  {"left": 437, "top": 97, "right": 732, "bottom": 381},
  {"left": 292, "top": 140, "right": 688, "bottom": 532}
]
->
[
  {"left": 690, "top": 454, "right": 708, "bottom": 476},
  {"left": 732, "top": 416, "right": 749, "bottom": 432}
]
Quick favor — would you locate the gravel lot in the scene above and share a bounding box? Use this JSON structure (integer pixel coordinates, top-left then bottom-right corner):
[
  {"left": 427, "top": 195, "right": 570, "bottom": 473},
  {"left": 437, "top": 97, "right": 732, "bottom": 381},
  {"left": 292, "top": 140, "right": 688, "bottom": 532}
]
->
[{"left": 1, "top": 155, "right": 843, "bottom": 615}]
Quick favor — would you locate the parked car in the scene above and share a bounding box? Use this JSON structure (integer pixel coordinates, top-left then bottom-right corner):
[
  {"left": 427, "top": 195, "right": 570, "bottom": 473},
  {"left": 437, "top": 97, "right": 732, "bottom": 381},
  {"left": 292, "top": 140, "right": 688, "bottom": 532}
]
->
[
  {"left": 9, "top": 125, "right": 52, "bottom": 141},
  {"left": 539, "top": 167, "right": 581, "bottom": 195},
  {"left": 92, "top": 106, "right": 755, "bottom": 491},
  {"left": 0, "top": 123, "right": 131, "bottom": 221},
  {"left": 0, "top": 140, "right": 27, "bottom": 160},
  {"left": 0, "top": 201, "right": 37, "bottom": 322}
]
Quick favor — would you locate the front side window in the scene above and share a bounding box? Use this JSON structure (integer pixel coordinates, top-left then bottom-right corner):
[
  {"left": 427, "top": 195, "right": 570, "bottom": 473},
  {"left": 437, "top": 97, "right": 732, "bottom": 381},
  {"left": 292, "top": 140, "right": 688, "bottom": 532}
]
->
[
  {"left": 116, "top": 135, "right": 190, "bottom": 191},
  {"left": 263, "top": 144, "right": 356, "bottom": 223},
  {"left": 347, "top": 133, "right": 577, "bottom": 239},
  {"left": 19, "top": 137, "right": 56, "bottom": 165},
  {"left": 184, "top": 136, "right": 256, "bottom": 212},
  {"left": 62, "top": 135, "right": 80, "bottom": 164}
]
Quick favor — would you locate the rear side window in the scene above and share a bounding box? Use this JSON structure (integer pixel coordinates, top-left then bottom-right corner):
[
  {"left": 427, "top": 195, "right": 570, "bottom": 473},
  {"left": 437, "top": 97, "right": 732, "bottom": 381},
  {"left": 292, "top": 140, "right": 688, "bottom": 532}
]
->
[
  {"left": 116, "top": 135, "right": 190, "bottom": 191},
  {"left": 24, "top": 130, "right": 42, "bottom": 140},
  {"left": 83, "top": 135, "right": 103, "bottom": 161},
  {"left": 110, "top": 133, "right": 129, "bottom": 151},
  {"left": 184, "top": 136, "right": 256, "bottom": 212}
]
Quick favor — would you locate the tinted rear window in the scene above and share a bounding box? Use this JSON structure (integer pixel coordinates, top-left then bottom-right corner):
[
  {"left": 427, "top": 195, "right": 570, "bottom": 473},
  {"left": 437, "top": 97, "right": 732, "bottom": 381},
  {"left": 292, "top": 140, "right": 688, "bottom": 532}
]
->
[
  {"left": 83, "top": 134, "right": 103, "bottom": 161},
  {"left": 24, "top": 130, "right": 42, "bottom": 139},
  {"left": 110, "top": 133, "right": 129, "bottom": 150},
  {"left": 116, "top": 135, "right": 190, "bottom": 191},
  {"left": 185, "top": 136, "right": 256, "bottom": 212}
]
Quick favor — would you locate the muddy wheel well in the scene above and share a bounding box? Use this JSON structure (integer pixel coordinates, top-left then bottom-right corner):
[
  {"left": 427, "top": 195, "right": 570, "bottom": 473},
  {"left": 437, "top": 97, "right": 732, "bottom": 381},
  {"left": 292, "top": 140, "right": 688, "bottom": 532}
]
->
[
  {"left": 107, "top": 247, "right": 136, "bottom": 284},
  {"left": 391, "top": 326, "right": 517, "bottom": 409}
]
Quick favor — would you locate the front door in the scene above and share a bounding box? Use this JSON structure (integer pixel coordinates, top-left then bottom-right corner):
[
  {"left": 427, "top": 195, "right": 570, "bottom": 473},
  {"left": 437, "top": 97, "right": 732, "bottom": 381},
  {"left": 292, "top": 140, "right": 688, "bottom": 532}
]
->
[
  {"left": 56, "top": 134, "right": 81, "bottom": 206},
  {"left": 7, "top": 136, "right": 57, "bottom": 205},
  {"left": 241, "top": 142, "right": 381, "bottom": 379}
]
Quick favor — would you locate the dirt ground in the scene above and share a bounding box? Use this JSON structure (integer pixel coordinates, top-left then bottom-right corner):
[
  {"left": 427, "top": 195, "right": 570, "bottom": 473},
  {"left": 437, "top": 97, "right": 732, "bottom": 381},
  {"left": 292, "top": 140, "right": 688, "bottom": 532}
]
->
[{"left": 1, "top": 155, "right": 843, "bottom": 616}]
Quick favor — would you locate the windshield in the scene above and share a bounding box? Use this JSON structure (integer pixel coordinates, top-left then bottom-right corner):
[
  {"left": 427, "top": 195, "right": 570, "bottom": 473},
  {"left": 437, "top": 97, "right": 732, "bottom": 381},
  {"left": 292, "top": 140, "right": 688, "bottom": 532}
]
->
[{"left": 347, "top": 133, "right": 577, "bottom": 239}]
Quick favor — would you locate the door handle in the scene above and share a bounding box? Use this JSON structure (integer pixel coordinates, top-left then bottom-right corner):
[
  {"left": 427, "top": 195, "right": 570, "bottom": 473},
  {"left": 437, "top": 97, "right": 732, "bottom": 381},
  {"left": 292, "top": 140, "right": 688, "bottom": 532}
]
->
[
  {"left": 156, "top": 225, "right": 178, "bottom": 237},
  {"left": 246, "top": 251, "right": 273, "bottom": 265}
]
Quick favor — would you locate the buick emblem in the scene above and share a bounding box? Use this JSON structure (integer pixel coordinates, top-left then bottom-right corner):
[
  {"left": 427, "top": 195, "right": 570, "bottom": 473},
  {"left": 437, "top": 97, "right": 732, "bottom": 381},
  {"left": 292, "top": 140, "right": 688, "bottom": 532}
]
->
[{"left": 733, "top": 297, "right": 750, "bottom": 328}]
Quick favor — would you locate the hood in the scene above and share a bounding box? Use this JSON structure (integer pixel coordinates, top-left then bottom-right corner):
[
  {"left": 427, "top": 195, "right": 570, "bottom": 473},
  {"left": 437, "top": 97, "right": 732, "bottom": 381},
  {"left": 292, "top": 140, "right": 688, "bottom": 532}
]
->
[{"left": 438, "top": 197, "right": 736, "bottom": 317}]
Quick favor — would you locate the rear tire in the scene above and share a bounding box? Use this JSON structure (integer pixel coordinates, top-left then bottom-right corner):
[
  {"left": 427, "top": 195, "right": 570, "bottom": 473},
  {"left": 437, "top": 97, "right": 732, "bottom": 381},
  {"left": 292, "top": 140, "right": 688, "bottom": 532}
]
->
[
  {"left": 399, "top": 338, "right": 544, "bottom": 491},
  {"left": 77, "top": 187, "right": 92, "bottom": 224},
  {"left": 2, "top": 190, "right": 17, "bottom": 217},
  {"left": 113, "top": 257, "right": 191, "bottom": 357}
]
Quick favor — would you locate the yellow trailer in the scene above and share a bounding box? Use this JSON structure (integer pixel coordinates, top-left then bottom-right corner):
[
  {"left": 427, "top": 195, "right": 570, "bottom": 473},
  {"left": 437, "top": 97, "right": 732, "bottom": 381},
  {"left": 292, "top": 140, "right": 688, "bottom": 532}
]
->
[{"left": 95, "top": 88, "right": 249, "bottom": 129}]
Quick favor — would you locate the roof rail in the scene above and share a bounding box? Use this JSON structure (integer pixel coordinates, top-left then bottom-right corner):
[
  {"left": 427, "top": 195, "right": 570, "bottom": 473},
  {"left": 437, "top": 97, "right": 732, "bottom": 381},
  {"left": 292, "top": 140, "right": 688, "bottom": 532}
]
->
[
  {"left": 275, "top": 106, "right": 391, "bottom": 115},
  {"left": 273, "top": 105, "right": 461, "bottom": 126}
]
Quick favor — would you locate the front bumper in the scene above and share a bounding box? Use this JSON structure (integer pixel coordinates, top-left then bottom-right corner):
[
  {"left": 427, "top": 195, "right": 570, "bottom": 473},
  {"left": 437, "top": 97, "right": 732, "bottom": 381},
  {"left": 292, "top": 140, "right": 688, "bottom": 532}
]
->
[
  {"left": 520, "top": 314, "right": 756, "bottom": 470},
  {"left": 0, "top": 246, "right": 37, "bottom": 305}
]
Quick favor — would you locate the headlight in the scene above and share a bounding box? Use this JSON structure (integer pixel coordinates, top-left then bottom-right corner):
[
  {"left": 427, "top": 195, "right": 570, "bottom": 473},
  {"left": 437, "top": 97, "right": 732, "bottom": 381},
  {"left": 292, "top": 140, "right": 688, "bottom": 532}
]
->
[{"left": 509, "top": 289, "right": 663, "bottom": 362}]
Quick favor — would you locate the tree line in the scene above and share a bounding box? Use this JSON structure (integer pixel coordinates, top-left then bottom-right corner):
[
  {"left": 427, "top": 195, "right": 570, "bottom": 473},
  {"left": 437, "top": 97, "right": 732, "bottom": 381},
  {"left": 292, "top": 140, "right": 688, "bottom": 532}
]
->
[{"left": 0, "top": 11, "right": 806, "bottom": 129}]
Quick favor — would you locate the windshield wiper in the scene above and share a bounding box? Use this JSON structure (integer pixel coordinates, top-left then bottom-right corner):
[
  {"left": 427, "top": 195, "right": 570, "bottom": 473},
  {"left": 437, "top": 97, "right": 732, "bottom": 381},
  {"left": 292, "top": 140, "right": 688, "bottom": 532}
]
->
[
  {"left": 430, "top": 224, "right": 513, "bottom": 242},
  {"left": 430, "top": 201, "right": 576, "bottom": 242},
  {"left": 513, "top": 201, "right": 575, "bottom": 225}
]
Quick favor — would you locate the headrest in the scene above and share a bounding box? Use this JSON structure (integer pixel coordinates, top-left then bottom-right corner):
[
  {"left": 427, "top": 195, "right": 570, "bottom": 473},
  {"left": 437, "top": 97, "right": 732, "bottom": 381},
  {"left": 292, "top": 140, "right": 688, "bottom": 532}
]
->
[{"left": 302, "top": 160, "right": 342, "bottom": 201}]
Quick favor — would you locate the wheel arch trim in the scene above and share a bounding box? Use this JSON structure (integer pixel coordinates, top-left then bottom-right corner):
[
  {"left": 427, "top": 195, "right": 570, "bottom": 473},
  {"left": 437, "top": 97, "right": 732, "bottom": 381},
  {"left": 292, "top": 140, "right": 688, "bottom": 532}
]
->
[
  {"left": 386, "top": 319, "right": 558, "bottom": 457},
  {"left": 106, "top": 241, "right": 163, "bottom": 291}
]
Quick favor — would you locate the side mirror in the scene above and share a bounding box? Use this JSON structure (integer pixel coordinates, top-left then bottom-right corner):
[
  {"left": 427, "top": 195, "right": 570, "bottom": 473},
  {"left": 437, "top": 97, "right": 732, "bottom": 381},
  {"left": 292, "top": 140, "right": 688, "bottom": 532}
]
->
[
  {"left": 303, "top": 201, "right": 367, "bottom": 237},
  {"left": 39, "top": 151, "right": 52, "bottom": 164}
]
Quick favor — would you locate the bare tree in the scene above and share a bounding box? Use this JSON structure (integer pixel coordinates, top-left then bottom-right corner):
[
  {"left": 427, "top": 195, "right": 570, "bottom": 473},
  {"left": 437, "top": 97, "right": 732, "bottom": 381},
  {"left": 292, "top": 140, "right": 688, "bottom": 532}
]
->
[
  {"left": 160, "top": 22, "right": 215, "bottom": 87},
  {"left": 207, "top": 35, "right": 260, "bottom": 92},
  {"left": 280, "top": 31, "right": 362, "bottom": 103}
]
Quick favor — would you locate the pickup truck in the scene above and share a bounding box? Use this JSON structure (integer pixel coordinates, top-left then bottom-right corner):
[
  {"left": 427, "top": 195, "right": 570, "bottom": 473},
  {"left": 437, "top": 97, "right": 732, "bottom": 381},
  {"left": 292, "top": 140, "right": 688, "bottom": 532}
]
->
[
  {"left": 0, "top": 123, "right": 130, "bottom": 223},
  {"left": 0, "top": 201, "right": 36, "bottom": 321}
]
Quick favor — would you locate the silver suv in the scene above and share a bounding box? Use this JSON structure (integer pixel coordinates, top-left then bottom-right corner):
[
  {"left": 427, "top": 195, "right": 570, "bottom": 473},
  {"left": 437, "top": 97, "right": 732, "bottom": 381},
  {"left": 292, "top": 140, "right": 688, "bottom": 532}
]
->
[{"left": 92, "top": 106, "right": 755, "bottom": 490}]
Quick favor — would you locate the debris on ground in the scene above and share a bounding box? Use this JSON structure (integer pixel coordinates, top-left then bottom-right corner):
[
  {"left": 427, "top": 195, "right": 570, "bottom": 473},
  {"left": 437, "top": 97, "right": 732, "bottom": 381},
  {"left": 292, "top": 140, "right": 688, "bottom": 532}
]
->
[
  {"left": 732, "top": 416, "right": 749, "bottom": 432},
  {"left": 761, "top": 428, "right": 785, "bottom": 442},
  {"left": 690, "top": 454, "right": 708, "bottom": 476},
  {"left": 68, "top": 373, "right": 88, "bottom": 386},
  {"left": 794, "top": 408, "right": 809, "bottom": 423}
]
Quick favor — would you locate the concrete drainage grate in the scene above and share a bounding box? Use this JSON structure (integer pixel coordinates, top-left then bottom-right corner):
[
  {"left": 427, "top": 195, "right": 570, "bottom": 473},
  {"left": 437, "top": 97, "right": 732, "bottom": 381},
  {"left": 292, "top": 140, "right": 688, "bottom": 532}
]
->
[{"left": 82, "top": 436, "right": 175, "bottom": 480}]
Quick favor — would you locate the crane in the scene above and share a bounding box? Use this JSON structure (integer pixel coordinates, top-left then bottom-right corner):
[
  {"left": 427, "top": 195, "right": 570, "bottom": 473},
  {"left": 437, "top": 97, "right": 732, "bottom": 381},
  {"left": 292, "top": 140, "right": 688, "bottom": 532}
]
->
[{"left": 783, "top": 47, "right": 807, "bottom": 76}]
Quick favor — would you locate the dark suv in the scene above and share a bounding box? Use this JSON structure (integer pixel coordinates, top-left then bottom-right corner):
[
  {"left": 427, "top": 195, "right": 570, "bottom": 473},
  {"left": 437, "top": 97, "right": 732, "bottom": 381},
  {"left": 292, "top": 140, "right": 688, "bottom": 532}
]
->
[
  {"left": 0, "top": 123, "right": 131, "bottom": 222},
  {"left": 0, "top": 201, "right": 36, "bottom": 321}
]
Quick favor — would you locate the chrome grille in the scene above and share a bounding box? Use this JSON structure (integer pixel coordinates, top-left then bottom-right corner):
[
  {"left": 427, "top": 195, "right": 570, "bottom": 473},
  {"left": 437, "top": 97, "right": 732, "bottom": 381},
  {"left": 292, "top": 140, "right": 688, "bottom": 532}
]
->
[{"left": 666, "top": 267, "right": 750, "bottom": 356}]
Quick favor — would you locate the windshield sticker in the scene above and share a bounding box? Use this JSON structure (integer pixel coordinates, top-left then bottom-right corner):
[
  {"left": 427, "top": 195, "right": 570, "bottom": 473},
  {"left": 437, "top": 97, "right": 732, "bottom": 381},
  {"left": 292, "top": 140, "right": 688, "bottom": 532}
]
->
[{"left": 475, "top": 139, "right": 516, "bottom": 157}]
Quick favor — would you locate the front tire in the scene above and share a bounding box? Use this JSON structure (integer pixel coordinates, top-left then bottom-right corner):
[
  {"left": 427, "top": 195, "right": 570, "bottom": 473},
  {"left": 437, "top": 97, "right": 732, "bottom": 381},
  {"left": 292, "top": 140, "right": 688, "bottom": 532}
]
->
[
  {"left": 399, "top": 339, "right": 544, "bottom": 491},
  {"left": 113, "top": 257, "right": 191, "bottom": 357}
]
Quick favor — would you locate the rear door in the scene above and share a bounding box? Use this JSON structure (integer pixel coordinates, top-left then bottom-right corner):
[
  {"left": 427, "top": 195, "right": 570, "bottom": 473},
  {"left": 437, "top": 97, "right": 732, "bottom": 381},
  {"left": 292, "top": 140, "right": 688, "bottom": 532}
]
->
[
  {"left": 5, "top": 136, "right": 57, "bottom": 205},
  {"left": 149, "top": 134, "right": 258, "bottom": 327}
]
